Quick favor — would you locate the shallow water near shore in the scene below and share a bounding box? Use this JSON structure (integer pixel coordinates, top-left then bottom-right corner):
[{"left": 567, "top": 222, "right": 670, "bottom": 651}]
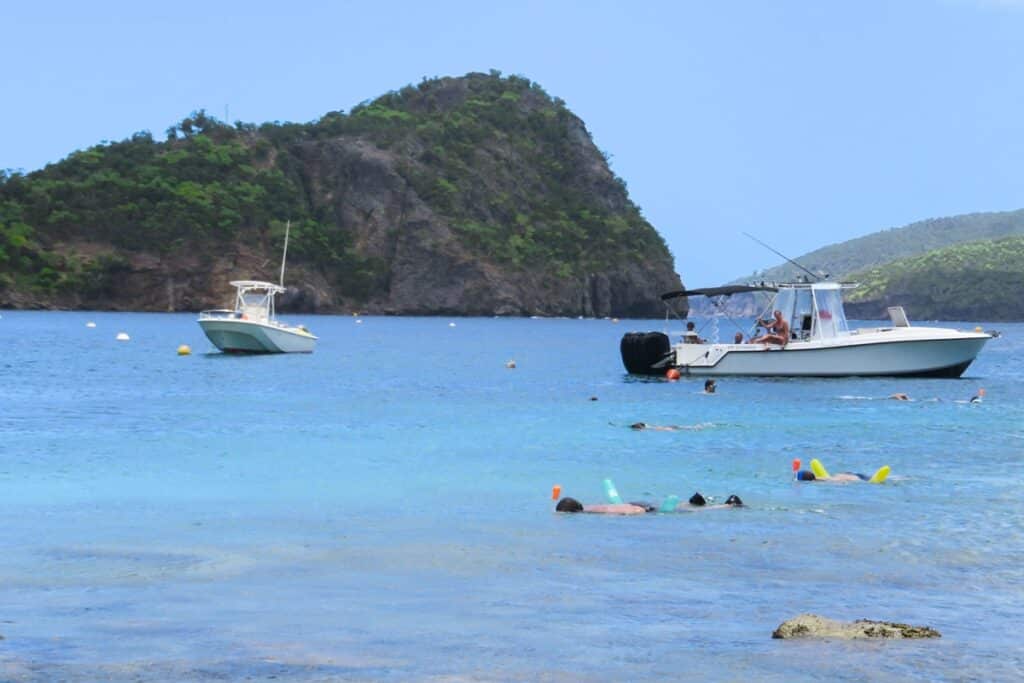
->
[{"left": 1, "top": 311, "right": 1022, "bottom": 681}]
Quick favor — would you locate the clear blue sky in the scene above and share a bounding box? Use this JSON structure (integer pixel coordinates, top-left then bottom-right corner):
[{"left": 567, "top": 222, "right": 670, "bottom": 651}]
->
[{"left": 4, "top": 1, "right": 1022, "bottom": 285}]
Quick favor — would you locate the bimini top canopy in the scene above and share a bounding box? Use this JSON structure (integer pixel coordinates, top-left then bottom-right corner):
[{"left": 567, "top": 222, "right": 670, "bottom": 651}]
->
[
  {"left": 230, "top": 280, "right": 287, "bottom": 294},
  {"left": 660, "top": 284, "right": 778, "bottom": 301}
]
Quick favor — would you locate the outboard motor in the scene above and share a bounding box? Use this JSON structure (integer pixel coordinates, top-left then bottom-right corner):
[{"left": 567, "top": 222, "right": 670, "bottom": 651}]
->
[{"left": 620, "top": 332, "right": 674, "bottom": 375}]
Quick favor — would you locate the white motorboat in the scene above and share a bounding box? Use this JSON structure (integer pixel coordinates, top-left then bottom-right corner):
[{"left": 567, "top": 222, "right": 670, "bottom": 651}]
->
[
  {"left": 197, "top": 221, "right": 317, "bottom": 354},
  {"left": 621, "top": 282, "right": 990, "bottom": 378},
  {"left": 198, "top": 281, "right": 316, "bottom": 353}
]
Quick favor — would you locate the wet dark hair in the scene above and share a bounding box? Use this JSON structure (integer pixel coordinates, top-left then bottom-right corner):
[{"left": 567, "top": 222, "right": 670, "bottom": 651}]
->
[
  {"left": 724, "top": 495, "right": 744, "bottom": 506},
  {"left": 689, "top": 492, "right": 706, "bottom": 506},
  {"left": 704, "top": 379, "right": 716, "bottom": 392},
  {"left": 630, "top": 422, "right": 646, "bottom": 430},
  {"left": 556, "top": 497, "right": 584, "bottom": 513}
]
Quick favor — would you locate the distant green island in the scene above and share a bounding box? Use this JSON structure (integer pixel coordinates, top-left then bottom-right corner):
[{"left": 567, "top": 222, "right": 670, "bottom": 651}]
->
[
  {"left": 698, "top": 209, "right": 1024, "bottom": 321},
  {"left": 0, "top": 71, "right": 681, "bottom": 317},
  {"left": 844, "top": 235, "right": 1024, "bottom": 321},
  {"left": 747, "top": 209, "right": 1024, "bottom": 285}
]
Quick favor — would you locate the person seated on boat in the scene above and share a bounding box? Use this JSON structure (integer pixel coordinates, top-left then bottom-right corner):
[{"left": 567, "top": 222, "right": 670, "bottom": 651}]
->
[
  {"left": 703, "top": 379, "right": 717, "bottom": 394},
  {"left": 683, "top": 321, "right": 703, "bottom": 344},
  {"left": 751, "top": 310, "right": 790, "bottom": 346},
  {"left": 734, "top": 331, "right": 745, "bottom": 344},
  {"left": 555, "top": 497, "right": 654, "bottom": 515}
]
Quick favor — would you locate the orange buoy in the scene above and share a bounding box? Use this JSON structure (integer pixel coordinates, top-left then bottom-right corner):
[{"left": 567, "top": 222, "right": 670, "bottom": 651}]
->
[
  {"left": 792, "top": 458, "right": 801, "bottom": 473},
  {"left": 551, "top": 484, "right": 562, "bottom": 500},
  {"left": 666, "top": 368, "right": 681, "bottom": 380}
]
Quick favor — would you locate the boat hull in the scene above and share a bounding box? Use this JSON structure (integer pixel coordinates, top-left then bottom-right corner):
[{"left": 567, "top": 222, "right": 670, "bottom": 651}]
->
[
  {"left": 625, "top": 329, "right": 990, "bottom": 378},
  {"left": 198, "top": 319, "right": 316, "bottom": 354},
  {"left": 677, "top": 337, "right": 986, "bottom": 377}
]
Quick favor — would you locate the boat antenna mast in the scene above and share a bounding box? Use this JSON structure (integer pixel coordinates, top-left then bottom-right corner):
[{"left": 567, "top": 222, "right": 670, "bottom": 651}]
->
[
  {"left": 279, "top": 219, "right": 291, "bottom": 287},
  {"left": 742, "top": 232, "right": 823, "bottom": 282}
]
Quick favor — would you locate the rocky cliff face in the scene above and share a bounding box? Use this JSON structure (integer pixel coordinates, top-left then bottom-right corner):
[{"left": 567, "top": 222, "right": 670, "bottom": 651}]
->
[{"left": 0, "top": 72, "right": 683, "bottom": 317}]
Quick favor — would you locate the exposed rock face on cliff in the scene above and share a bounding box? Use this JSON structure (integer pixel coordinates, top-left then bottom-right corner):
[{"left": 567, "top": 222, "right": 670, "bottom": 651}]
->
[{"left": 0, "top": 72, "right": 683, "bottom": 317}]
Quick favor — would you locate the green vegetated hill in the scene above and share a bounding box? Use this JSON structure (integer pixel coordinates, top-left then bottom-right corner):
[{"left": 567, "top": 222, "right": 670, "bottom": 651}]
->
[
  {"left": 690, "top": 209, "right": 1024, "bottom": 318},
  {"left": 745, "top": 209, "right": 1024, "bottom": 283},
  {"left": 0, "top": 71, "right": 681, "bottom": 316},
  {"left": 843, "top": 236, "right": 1024, "bottom": 321}
]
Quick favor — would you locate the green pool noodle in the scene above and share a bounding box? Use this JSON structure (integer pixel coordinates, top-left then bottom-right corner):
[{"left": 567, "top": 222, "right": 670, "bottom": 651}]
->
[
  {"left": 659, "top": 495, "right": 680, "bottom": 512},
  {"left": 603, "top": 478, "right": 623, "bottom": 504}
]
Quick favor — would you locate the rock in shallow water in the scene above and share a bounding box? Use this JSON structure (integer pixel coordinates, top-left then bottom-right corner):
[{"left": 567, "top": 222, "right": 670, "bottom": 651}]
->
[{"left": 772, "top": 614, "right": 941, "bottom": 640}]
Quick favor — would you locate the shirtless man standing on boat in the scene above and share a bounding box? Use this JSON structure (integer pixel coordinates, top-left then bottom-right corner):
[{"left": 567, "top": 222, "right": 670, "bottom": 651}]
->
[{"left": 752, "top": 310, "right": 790, "bottom": 346}]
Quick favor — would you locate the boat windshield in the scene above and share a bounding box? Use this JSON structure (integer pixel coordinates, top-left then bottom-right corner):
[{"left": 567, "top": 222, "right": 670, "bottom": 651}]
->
[
  {"left": 767, "top": 283, "right": 849, "bottom": 341},
  {"left": 793, "top": 288, "right": 814, "bottom": 339},
  {"left": 812, "top": 283, "right": 849, "bottom": 339},
  {"left": 237, "top": 289, "right": 274, "bottom": 320},
  {"left": 770, "top": 288, "right": 814, "bottom": 341}
]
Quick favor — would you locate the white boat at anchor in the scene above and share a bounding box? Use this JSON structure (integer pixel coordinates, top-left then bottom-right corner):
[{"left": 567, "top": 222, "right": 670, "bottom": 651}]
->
[
  {"left": 621, "top": 281, "right": 990, "bottom": 378},
  {"left": 198, "top": 281, "right": 317, "bottom": 353},
  {"left": 197, "top": 220, "right": 317, "bottom": 354}
]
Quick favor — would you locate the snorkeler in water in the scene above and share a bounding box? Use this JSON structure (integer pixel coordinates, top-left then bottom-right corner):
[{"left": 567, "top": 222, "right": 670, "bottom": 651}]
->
[
  {"left": 888, "top": 389, "right": 984, "bottom": 403},
  {"left": 630, "top": 422, "right": 682, "bottom": 431},
  {"left": 679, "top": 492, "right": 744, "bottom": 510},
  {"left": 555, "top": 495, "right": 744, "bottom": 514},
  {"left": 555, "top": 497, "right": 653, "bottom": 515},
  {"left": 628, "top": 422, "right": 714, "bottom": 432},
  {"left": 792, "top": 458, "right": 890, "bottom": 484},
  {"left": 555, "top": 481, "right": 743, "bottom": 514}
]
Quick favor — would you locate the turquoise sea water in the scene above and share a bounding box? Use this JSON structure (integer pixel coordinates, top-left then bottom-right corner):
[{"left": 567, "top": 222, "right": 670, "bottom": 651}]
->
[{"left": 1, "top": 311, "right": 1022, "bottom": 681}]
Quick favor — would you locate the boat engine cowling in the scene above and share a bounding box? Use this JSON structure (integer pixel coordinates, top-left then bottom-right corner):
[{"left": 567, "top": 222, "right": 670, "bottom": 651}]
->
[{"left": 620, "top": 332, "right": 674, "bottom": 375}]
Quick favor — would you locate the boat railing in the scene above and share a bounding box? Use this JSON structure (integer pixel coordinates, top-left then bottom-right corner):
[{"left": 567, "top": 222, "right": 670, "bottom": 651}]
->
[
  {"left": 199, "top": 308, "right": 277, "bottom": 324},
  {"left": 199, "top": 309, "right": 241, "bottom": 321}
]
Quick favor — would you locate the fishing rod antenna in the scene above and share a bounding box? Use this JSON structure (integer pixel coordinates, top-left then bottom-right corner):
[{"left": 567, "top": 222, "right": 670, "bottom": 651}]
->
[{"left": 742, "top": 232, "right": 823, "bottom": 282}]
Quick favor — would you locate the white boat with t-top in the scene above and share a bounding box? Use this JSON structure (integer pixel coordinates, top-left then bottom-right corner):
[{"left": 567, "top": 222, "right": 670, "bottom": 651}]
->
[
  {"left": 197, "top": 220, "right": 317, "bottom": 354},
  {"left": 620, "top": 281, "right": 989, "bottom": 378},
  {"left": 198, "top": 280, "right": 316, "bottom": 353}
]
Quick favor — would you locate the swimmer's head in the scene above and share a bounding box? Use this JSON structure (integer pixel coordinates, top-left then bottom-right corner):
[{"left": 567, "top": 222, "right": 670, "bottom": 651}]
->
[
  {"left": 796, "top": 470, "right": 816, "bottom": 481},
  {"left": 724, "top": 495, "right": 744, "bottom": 507},
  {"left": 689, "top": 492, "right": 707, "bottom": 506},
  {"left": 555, "top": 497, "right": 583, "bottom": 513},
  {"left": 630, "top": 422, "right": 647, "bottom": 430},
  {"left": 704, "top": 379, "right": 716, "bottom": 393}
]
